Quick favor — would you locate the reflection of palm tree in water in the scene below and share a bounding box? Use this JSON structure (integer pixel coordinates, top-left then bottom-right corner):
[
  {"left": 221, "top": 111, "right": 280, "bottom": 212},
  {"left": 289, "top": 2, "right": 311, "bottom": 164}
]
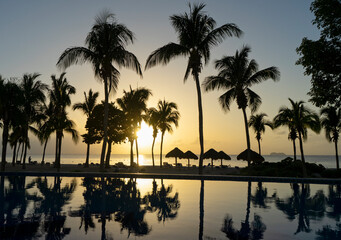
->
[
  {"left": 275, "top": 183, "right": 326, "bottom": 235},
  {"left": 145, "top": 179, "right": 180, "bottom": 223},
  {"left": 251, "top": 182, "right": 274, "bottom": 209},
  {"left": 199, "top": 180, "right": 204, "bottom": 240},
  {"left": 326, "top": 184, "right": 341, "bottom": 221}
]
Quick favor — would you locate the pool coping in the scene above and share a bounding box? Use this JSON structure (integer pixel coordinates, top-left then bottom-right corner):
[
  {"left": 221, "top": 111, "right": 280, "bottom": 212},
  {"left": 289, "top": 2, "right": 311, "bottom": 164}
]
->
[{"left": 0, "top": 171, "right": 340, "bottom": 184}]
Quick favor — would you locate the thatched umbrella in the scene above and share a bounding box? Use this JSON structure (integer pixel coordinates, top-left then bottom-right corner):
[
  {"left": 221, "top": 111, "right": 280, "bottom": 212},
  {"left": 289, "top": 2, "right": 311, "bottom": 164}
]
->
[
  {"left": 203, "top": 148, "right": 219, "bottom": 167},
  {"left": 237, "top": 149, "right": 264, "bottom": 164},
  {"left": 217, "top": 151, "right": 231, "bottom": 166},
  {"left": 165, "top": 147, "right": 184, "bottom": 166},
  {"left": 181, "top": 150, "right": 198, "bottom": 167}
]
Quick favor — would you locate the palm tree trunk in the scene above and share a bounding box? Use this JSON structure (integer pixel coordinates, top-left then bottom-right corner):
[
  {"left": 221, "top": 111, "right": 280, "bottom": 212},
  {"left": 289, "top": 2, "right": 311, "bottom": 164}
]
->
[
  {"left": 54, "top": 133, "right": 58, "bottom": 168},
  {"left": 160, "top": 131, "right": 165, "bottom": 167},
  {"left": 194, "top": 73, "right": 204, "bottom": 175},
  {"left": 293, "top": 139, "right": 297, "bottom": 161},
  {"left": 242, "top": 108, "right": 251, "bottom": 167},
  {"left": 199, "top": 179, "right": 204, "bottom": 240},
  {"left": 41, "top": 139, "right": 48, "bottom": 165},
  {"left": 135, "top": 138, "right": 139, "bottom": 166},
  {"left": 335, "top": 140, "right": 339, "bottom": 170},
  {"left": 100, "top": 77, "right": 109, "bottom": 169},
  {"left": 151, "top": 136, "right": 156, "bottom": 167},
  {"left": 22, "top": 141, "right": 28, "bottom": 170},
  {"left": 105, "top": 141, "right": 112, "bottom": 168},
  {"left": 20, "top": 142, "right": 24, "bottom": 162},
  {"left": 58, "top": 134, "right": 62, "bottom": 170},
  {"left": 85, "top": 143, "right": 90, "bottom": 168},
  {"left": 298, "top": 132, "right": 307, "bottom": 177},
  {"left": 257, "top": 138, "right": 261, "bottom": 155},
  {"left": 1, "top": 121, "right": 9, "bottom": 171},
  {"left": 130, "top": 140, "right": 134, "bottom": 166},
  {"left": 16, "top": 142, "right": 21, "bottom": 162},
  {"left": 12, "top": 142, "right": 17, "bottom": 166}
]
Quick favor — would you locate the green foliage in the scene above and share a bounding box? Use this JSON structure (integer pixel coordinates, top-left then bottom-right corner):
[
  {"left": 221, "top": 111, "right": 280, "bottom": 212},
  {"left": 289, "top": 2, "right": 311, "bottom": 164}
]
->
[{"left": 296, "top": 0, "right": 341, "bottom": 107}]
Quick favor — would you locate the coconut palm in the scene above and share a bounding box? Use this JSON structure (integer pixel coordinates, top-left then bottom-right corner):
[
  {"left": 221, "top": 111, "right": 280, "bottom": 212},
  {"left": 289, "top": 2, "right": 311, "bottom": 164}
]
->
[
  {"left": 203, "top": 46, "right": 280, "bottom": 166},
  {"left": 156, "top": 100, "right": 180, "bottom": 167},
  {"left": 20, "top": 73, "right": 47, "bottom": 169},
  {"left": 320, "top": 106, "right": 341, "bottom": 169},
  {"left": 49, "top": 73, "right": 78, "bottom": 170},
  {"left": 145, "top": 3, "right": 242, "bottom": 174},
  {"left": 117, "top": 87, "right": 152, "bottom": 166},
  {"left": 57, "top": 10, "right": 142, "bottom": 169},
  {"left": 145, "top": 108, "right": 159, "bottom": 167},
  {"left": 73, "top": 89, "right": 99, "bottom": 167},
  {"left": 0, "top": 79, "right": 24, "bottom": 171},
  {"left": 248, "top": 113, "right": 273, "bottom": 155},
  {"left": 274, "top": 99, "right": 320, "bottom": 176},
  {"left": 37, "top": 102, "right": 54, "bottom": 165}
]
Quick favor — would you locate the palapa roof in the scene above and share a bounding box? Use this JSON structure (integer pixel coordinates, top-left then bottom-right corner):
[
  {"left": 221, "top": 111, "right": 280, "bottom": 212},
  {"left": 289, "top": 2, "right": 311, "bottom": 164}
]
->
[
  {"left": 203, "top": 148, "right": 220, "bottom": 160},
  {"left": 237, "top": 149, "right": 264, "bottom": 164},
  {"left": 165, "top": 147, "right": 184, "bottom": 158},
  {"left": 181, "top": 150, "right": 198, "bottom": 160},
  {"left": 217, "top": 151, "right": 231, "bottom": 160}
]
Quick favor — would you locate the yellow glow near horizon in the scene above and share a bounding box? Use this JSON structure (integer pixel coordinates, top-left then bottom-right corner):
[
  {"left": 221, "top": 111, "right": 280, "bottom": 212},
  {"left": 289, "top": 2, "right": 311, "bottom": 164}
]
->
[{"left": 136, "top": 121, "right": 154, "bottom": 149}]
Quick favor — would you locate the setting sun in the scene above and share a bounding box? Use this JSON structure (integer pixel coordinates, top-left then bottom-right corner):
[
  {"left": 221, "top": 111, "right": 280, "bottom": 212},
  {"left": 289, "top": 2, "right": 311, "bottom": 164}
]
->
[{"left": 136, "top": 121, "right": 154, "bottom": 148}]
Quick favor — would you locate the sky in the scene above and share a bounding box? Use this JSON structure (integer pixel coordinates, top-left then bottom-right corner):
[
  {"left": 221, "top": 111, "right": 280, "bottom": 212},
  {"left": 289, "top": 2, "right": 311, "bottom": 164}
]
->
[{"left": 0, "top": 0, "right": 333, "bottom": 157}]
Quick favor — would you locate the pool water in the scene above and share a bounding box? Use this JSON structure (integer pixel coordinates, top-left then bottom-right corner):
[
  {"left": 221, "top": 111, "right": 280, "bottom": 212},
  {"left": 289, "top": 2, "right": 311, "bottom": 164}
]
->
[{"left": 0, "top": 176, "right": 340, "bottom": 239}]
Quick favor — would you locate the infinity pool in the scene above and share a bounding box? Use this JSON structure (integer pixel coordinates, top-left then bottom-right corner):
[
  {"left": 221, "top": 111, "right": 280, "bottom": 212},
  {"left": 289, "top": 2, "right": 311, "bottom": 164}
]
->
[{"left": 0, "top": 176, "right": 339, "bottom": 239}]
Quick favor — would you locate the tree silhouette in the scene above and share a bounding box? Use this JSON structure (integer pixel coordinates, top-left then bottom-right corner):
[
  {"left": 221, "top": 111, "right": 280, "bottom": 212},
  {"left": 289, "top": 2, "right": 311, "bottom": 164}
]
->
[{"left": 248, "top": 113, "right": 273, "bottom": 155}]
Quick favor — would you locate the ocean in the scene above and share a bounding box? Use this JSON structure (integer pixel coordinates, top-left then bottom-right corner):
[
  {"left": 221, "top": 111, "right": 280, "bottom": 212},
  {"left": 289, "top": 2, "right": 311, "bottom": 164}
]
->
[{"left": 14, "top": 153, "right": 339, "bottom": 169}]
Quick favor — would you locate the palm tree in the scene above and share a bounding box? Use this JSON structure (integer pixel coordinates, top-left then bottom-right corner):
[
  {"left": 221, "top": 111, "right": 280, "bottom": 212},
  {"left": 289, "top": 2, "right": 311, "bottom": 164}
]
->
[
  {"left": 203, "top": 46, "right": 280, "bottom": 166},
  {"left": 20, "top": 73, "right": 47, "bottom": 169},
  {"left": 117, "top": 87, "right": 152, "bottom": 166},
  {"left": 145, "top": 108, "right": 159, "bottom": 167},
  {"left": 274, "top": 99, "right": 320, "bottom": 176},
  {"left": 57, "top": 10, "right": 142, "bottom": 169},
  {"left": 156, "top": 100, "right": 180, "bottom": 167},
  {"left": 0, "top": 79, "right": 23, "bottom": 171},
  {"left": 248, "top": 113, "right": 273, "bottom": 155},
  {"left": 320, "top": 106, "right": 340, "bottom": 170},
  {"left": 73, "top": 89, "right": 99, "bottom": 167},
  {"left": 145, "top": 3, "right": 242, "bottom": 174},
  {"left": 49, "top": 73, "right": 79, "bottom": 170},
  {"left": 37, "top": 102, "right": 54, "bottom": 165}
]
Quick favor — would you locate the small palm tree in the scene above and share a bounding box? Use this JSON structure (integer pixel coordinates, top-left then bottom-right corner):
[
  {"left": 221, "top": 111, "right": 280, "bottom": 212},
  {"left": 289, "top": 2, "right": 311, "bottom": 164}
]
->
[
  {"left": 156, "top": 100, "right": 180, "bottom": 167},
  {"left": 320, "top": 106, "right": 341, "bottom": 169},
  {"left": 73, "top": 89, "right": 99, "bottom": 167},
  {"left": 57, "top": 10, "right": 142, "bottom": 169},
  {"left": 145, "top": 3, "right": 242, "bottom": 174},
  {"left": 248, "top": 113, "right": 273, "bottom": 155},
  {"left": 145, "top": 108, "right": 159, "bottom": 167},
  {"left": 274, "top": 99, "right": 320, "bottom": 176},
  {"left": 49, "top": 73, "right": 78, "bottom": 170},
  {"left": 37, "top": 102, "right": 54, "bottom": 165},
  {"left": 203, "top": 46, "right": 280, "bottom": 166}
]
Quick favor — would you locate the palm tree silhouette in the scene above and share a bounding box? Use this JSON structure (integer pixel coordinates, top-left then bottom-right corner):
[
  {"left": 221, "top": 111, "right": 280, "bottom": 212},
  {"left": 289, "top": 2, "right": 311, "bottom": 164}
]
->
[
  {"left": 73, "top": 89, "right": 99, "bottom": 167},
  {"left": 248, "top": 113, "right": 273, "bottom": 155},
  {"left": 156, "top": 100, "right": 180, "bottom": 167},
  {"left": 20, "top": 73, "right": 47, "bottom": 169},
  {"left": 320, "top": 106, "right": 341, "bottom": 169},
  {"left": 117, "top": 87, "right": 152, "bottom": 166},
  {"left": 274, "top": 99, "right": 320, "bottom": 176},
  {"left": 145, "top": 3, "right": 242, "bottom": 174},
  {"left": 37, "top": 102, "right": 54, "bottom": 165},
  {"left": 57, "top": 10, "right": 142, "bottom": 169},
  {"left": 204, "top": 46, "right": 280, "bottom": 166},
  {"left": 145, "top": 108, "right": 159, "bottom": 167},
  {"left": 49, "top": 73, "right": 78, "bottom": 170},
  {"left": 326, "top": 184, "right": 341, "bottom": 222}
]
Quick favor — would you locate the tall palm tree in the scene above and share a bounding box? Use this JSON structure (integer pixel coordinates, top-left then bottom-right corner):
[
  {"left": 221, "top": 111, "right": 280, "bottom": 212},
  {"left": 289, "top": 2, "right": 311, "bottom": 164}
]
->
[
  {"left": 145, "top": 3, "right": 242, "bottom": 174},
  {"left": 320, "top": 106, "right": 341, "bottom": 170},
  {"left": 57, "top": 10, "right": 142, "bottom": 169},
  {"left": 145, "top": 108, "right": 159, "bottom": 167},
  {"left": 20, "top": 73, "right": 47, "bottom": 169},
  {"left": 117, "top": 87, "right": 152, "bottom": 166},
  {"left": 248, "top": 113, "right": 273, "bottom": 155},
  {"left": 49, "top": 73, "right": 79, "bottom": 170},
  {"left": 73, "top": 89, "right": 99, "bottom": 167},
  {"left": 156, "top": 100, "right": 180, "bottom": 167},
  {"left": 274, "top": 99, "right": 320, "bottom": 177},
  {"left": 37, "top": 102, "right": 54, "bottom": 165},
  {"left": 0, "top": 79, "right": 24, "bottom": 171},
  {"left": 203, "top": 46, "right": 280, "bottom": 166}
]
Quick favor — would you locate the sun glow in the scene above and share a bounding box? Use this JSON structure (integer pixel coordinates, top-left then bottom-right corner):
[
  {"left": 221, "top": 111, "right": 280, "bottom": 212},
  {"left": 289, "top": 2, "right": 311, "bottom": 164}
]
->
[{"left": 136, "top": 121, "right": 154, "bottom": 149}]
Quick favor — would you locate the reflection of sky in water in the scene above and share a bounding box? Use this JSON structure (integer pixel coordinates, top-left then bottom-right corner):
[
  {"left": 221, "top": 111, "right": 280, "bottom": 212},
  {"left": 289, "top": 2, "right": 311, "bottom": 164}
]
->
[{"left": 0, "top": 176, "right": 339, "bottom": 239}]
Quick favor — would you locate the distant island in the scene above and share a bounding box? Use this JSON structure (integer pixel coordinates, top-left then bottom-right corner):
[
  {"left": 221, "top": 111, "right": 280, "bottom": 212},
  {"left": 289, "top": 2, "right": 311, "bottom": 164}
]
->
[{"left": 270, "top": 152, "right": 287, "bottom": 156}]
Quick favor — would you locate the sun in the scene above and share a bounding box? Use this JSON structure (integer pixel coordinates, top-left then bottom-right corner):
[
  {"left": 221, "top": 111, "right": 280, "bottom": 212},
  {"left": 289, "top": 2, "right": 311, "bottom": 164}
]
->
[{"left": 136, "top": 121, "right": 154, "bottom": 148}]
